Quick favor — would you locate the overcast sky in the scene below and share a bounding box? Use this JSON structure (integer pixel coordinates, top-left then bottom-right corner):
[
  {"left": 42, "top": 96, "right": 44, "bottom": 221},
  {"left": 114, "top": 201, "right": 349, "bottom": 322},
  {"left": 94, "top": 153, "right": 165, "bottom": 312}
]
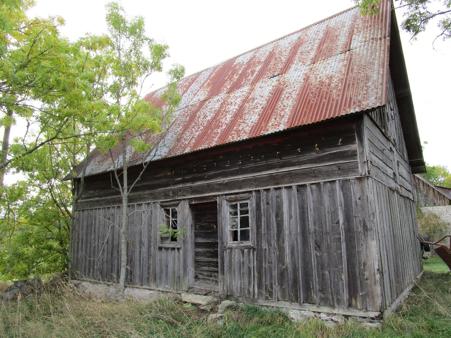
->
[{"left": 27, "top": 0, "right": 451, "bottom": 169}]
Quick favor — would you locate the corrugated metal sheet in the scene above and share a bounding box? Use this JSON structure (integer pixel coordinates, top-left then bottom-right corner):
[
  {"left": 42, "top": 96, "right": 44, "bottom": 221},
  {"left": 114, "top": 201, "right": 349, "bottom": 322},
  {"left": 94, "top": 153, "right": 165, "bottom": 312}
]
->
[{"left": 81, "top": 0, "right": 392, "bottom": 177}]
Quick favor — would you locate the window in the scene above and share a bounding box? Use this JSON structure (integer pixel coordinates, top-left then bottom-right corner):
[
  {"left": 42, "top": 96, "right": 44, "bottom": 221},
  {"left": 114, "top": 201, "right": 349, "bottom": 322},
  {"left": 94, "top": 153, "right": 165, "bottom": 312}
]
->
[
  {"left": 161, "top": 207, "right": 178, "bottom": 243},
  {"left": 228, "top": 201, "right": 250, "bottom": 243}
]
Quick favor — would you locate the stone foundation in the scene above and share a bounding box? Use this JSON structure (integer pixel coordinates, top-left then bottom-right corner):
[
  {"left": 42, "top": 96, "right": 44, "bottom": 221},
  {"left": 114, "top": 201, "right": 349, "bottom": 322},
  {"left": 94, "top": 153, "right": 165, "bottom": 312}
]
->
[{"left": 71, "top": 279, "right": 385, "bottom": 326}]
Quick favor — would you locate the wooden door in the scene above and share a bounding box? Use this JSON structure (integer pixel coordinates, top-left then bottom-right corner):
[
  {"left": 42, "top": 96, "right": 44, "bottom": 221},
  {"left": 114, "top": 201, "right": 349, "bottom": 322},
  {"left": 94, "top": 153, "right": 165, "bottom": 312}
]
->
[{"left": 191, "top": 202, "right": 219, "bottom": 289}]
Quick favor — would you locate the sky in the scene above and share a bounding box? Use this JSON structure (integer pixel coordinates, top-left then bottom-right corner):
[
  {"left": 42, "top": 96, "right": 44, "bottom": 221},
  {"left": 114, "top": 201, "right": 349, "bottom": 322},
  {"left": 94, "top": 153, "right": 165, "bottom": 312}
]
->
[{"left": 26, "top": 0, "right": 451, "bottom": 169}]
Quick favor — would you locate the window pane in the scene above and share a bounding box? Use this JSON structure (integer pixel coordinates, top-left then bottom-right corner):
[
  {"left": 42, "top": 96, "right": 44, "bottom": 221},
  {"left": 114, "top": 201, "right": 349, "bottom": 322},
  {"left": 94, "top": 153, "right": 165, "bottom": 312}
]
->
[
  {"left": 230, "top": 230, "right": 238, "bottom": 242},
  {"left": 229, "top": 203, "right": 238, "bottom": 217},
  {"left": 239, "top": 202, "right": 249, "bottom": 215},
  {"left": 240, "top": 215, "right": 249, "bottom": 229},
  {"left": 164, "top": 208, "right": 171, "bottom": 223},
  {"left": 230, "top": 216, "right": 238, "bottom": 229},
  {"left": 228, "top": 199, "right": 251, "bottom": 244},
  {"left": 170, "top": 218, "right": 177, "bottom": 230},
  {"left": 240, "top": 229, "right": 250, "bottom": 242}
]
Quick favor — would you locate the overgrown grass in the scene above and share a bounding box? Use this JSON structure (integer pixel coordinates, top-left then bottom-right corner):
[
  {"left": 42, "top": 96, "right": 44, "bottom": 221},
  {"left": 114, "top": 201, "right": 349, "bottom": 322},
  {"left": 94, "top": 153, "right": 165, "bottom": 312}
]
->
[
  {"left": 424, "top": 256, "right": 450, "bottom": 273},
  {"left": 1, "top": 259, "right": 450, "bottom": 337}
]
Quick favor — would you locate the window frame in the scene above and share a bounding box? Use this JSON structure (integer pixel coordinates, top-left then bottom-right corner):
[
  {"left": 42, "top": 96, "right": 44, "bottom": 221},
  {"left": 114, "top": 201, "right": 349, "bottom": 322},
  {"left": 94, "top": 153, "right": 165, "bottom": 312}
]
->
[
  {"left": 158, "top": 202, "right": 182, "bottom": 248},
  {"left": 225, "top": 194, "right": 254, "bottom": 248}
]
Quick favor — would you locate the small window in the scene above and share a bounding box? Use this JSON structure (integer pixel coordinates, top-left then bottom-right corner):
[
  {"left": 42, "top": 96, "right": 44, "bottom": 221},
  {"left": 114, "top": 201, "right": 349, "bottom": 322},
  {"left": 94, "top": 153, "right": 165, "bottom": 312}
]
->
[
  {"left": 161, "top": 207, "right": 178, "bottom": 243},
  {"left": 228, "top": 201, "right": 251, "bottom": 243}
]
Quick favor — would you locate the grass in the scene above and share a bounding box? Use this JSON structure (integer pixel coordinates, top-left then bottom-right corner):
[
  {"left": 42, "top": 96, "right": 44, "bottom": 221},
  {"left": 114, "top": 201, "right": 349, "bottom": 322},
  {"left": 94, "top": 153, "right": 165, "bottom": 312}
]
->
[
  {"left": 0, "top": 258, "right": 449, "bottom": 338},
  {"left": 424, "top": 255, "right": 449, "bottom": 273}
]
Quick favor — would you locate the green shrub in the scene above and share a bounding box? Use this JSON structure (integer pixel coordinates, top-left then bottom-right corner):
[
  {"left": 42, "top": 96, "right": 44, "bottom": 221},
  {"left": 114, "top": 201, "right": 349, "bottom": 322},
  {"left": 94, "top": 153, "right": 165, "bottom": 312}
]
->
[{"left": 417, "top": 208, "right": 449, "bottom": 241}]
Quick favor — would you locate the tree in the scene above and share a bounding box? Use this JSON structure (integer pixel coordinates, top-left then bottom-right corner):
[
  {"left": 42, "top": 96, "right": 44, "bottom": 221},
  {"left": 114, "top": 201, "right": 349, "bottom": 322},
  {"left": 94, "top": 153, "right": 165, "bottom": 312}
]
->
[
  {"left": 0, "top": 1, "right": 113, "bottom": 279},
  {"left": 422, "top": 164, "right": 451, "bottom": 187},
  {"left": 0, "top": 181, "right": 69, "bottom": 279},
  {"left": 357, "top": 0, "right": 451, "bottom": 40},
  {"left": 0, "top": 0, "right": 182, "bottom": 284},
  {"left": 0, "top": 0, "right": 111, "bottom": 188},
  {"left": 94, "top": 2, "right": 183, "bottom": 290}
]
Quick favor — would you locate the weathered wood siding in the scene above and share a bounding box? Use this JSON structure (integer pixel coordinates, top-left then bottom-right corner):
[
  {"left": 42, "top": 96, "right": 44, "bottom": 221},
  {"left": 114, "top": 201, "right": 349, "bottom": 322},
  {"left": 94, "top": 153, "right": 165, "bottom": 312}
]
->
[
  {"left": 363, "top": 115, "right": 414, "bottom": 200},
  {"left": 218, "top": 179, "right": 380, "bottom": 311},
  {"left": 369, "top": 75, "right": 408, "bottom": 161},
  {"left": 368, "top": 179, "right": 421, "bottom": 309},
  {"left": 413, "top": 174, "right": 451, "bottom": 207},
  {"left": 75, "top": 120, "right": 360, "bottom": 209},
  {"left": 362, "top": 75, "right": 422, "bottom": 309},
  {"left": 72, "top": 177, "right": 382, "bottom": 312},
  {"left": 72, "top": 200, "right": 194, "bottom": 291}
]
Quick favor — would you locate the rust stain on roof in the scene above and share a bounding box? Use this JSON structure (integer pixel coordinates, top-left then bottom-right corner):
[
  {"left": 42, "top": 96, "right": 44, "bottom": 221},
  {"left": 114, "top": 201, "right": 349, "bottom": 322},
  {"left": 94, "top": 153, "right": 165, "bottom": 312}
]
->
[{"left": 80, "top": 0, "right": 392, "bottom": 177}]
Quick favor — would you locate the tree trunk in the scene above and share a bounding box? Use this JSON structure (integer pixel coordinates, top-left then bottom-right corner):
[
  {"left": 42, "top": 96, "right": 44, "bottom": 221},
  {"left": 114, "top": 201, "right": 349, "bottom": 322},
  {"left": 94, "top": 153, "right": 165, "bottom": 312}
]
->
[
  {"left": 0, "top": 109, "right": 13, "bottom": 188},
  {"left": 119, "top": 137, "right": 128, "bottom": 290}
]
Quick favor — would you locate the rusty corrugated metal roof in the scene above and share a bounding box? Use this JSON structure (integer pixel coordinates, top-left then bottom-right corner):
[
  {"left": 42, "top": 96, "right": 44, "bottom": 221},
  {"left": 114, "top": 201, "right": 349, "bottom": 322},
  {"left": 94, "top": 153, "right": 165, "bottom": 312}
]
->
[{"left": 80, "top": 0, "right": 392, "bottom": 177}]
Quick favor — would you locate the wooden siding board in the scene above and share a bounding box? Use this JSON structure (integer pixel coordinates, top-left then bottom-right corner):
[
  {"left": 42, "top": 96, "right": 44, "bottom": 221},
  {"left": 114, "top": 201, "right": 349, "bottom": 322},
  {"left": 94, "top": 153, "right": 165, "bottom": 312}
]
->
[
  {"left": 217, "top": 197, "right": 226, "bottom": 295},
  {"left": 305, "top": 185, "right": 319, "bottom": 305},
  {"left": 96, "top": 208, "right": 102, "bottom": 281},
  {"left": 270, "top": 189, "right": 279, "bottom": 301},
  {"left": 286, "top": 187, "right": 299, "bottom": 303},
  {"left": 369, "top": 178, "right": 421, "bottom": 310},
  {"left": 82, "top": 209, "right": 88, "bottom": 279},
  {"left": 113, "top": 206, "right": 120, "bottom": 283},
  {"left": 325, "top": 181, "right": 345, "bottom": 308},
  {"left": 312, "top": 183, "right": 332, "bottom": 306},
  {"left": 263, "top": 189, "right": 274, "bottom": 300},
  {"left": 150, "top": 203, "right": 159, "bottom": 288},
  {"left": 88, "top": 209, "right": 94, "bottom": 279},
  {"left": 350, "top": 180, "right": 368, "bottom": 310},
  {"left": 340, "top": 180, "right": 360, "bottom": 309},
  {"left": 291, "top": 186, "right": 304, "bottom": 304},
  {"left": 275, "top": 188, "right": 287, "bottom": 301},
  {"left": 141, "top": 205, "right": 149, "bottom": 286},
  {"left": 256, "top": 191, "right": 264, "bottom": 300},
  {"left": 336, "top": 180, "right": 349, "bottom": 308},
  {"left": 297, "top": 185, "right": 315, "bottom": 304}
]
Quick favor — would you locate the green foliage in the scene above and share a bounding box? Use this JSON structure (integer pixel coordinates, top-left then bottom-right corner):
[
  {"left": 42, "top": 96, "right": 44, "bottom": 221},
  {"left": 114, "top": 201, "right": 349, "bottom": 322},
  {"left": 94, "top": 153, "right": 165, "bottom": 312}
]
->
[
  {"left": 357, "top": 0, "right": 451, "bottom": 40},
  {"left": 0, "top": 0, "right": 112, "bottom": 173},
  {"left": 0, "top": 1, "right": 184, "bottom": 283},
  {"left": 1, "top": 267, "right": 450, "bottom": 337},
  {"left": 159, "top": 224, "right": 186, "bottom": 240},
  {"left": 0, "top": 182, "right": 69, "bottom": 280},
  {"left": 422, "top": 164, "right": 451, "bottom": 187},
  {"left": 95, "top": 1, "right": 184, "bottom": 157},
  {"left": 417, "top": 208, "right": 449, "bottom": 241}
]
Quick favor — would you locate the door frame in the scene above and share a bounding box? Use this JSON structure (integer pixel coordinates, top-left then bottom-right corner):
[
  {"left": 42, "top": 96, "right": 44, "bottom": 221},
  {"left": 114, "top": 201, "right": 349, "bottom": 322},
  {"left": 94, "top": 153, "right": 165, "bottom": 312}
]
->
[{"left": 189, "top": 199, "right": 220, "bottom": 290}]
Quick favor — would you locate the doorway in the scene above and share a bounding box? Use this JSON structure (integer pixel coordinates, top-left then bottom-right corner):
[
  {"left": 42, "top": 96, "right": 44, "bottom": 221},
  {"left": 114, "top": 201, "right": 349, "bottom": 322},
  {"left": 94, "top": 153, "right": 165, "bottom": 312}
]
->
[{"left": 191, "top": 201, "right": 218, "bottom": 290}]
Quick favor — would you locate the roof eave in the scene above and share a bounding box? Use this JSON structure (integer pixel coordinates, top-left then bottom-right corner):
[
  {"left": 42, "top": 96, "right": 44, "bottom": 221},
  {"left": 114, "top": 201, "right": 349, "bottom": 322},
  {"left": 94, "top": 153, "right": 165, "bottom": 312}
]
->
[{"left": 389, "top": 7, "right": 425, "bottom": 174}]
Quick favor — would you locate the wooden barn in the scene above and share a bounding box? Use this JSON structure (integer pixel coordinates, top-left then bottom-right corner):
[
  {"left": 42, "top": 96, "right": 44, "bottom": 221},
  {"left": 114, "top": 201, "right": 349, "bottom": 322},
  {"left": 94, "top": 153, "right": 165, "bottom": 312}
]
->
[
  {"left": 413, "top": 174, "right": 451, "bottom": 207},
  {"left": 71, "top": 0, "right": 425, "bottom": 319}
]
